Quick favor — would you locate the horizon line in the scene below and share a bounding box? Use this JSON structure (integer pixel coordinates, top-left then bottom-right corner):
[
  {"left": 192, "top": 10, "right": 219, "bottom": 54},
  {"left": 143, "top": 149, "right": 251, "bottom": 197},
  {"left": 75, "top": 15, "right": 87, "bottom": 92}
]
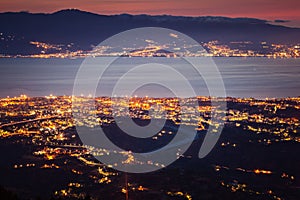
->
[
  {"left": 0, "top": 8, "right": 279, "bottom": 21},
  {"left": 2, "top": 8, "right": 299, "bottom": 28}
]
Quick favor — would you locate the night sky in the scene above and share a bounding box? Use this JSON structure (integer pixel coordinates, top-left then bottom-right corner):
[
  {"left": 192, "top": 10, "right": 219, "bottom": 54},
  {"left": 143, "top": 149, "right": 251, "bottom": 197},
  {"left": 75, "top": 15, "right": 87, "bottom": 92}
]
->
[{"left": 1, "top": 0, "right": 300, "bottom": 27}]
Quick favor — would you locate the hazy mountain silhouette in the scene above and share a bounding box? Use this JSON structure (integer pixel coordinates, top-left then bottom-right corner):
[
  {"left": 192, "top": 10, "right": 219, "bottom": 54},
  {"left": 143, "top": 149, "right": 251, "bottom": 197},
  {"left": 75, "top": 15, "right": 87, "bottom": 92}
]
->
[{"left": 0, "top": 9, "right": 300, "bottom": 55}]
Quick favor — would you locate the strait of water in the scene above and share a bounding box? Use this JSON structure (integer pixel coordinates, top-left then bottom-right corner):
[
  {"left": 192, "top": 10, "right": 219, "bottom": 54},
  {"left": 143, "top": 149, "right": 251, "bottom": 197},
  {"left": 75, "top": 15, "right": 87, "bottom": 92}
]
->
[{"left": 0, "top": 57, "right": 299, "bottom": 99}]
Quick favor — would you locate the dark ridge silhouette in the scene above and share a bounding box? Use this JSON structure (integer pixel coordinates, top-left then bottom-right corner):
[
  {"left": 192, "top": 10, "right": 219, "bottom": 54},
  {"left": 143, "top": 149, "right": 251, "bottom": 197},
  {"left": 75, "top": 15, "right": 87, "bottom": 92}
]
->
[{"left": 0, "top": 9, "right": 300, "bottom": 55}]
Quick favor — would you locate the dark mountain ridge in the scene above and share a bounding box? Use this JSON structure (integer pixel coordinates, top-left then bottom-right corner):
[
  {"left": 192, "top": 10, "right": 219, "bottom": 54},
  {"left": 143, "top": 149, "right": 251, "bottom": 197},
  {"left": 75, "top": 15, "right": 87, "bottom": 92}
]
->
[{"left": 0, "top": 9, "right": 299, "bottom": 55}]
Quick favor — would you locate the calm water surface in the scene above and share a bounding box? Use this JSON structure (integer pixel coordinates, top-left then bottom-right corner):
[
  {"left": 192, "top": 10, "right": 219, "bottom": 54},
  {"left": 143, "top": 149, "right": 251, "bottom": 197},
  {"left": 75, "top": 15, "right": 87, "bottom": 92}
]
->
[{"left": 0, "top": 57, "right": 299, "bottom": 99}]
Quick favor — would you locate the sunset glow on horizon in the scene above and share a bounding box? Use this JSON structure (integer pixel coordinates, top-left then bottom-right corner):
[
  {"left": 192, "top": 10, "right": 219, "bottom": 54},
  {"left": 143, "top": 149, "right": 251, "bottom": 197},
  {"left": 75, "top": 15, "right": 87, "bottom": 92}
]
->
[{"left": 1, "top": 0, "right": 300, "bottom": 27}]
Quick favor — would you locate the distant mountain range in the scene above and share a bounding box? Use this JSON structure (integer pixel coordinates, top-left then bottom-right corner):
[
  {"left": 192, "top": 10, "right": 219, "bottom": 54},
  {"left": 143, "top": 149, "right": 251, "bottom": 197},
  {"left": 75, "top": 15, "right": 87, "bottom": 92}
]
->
[{"left": 0, "top": 9, "right": 300, "bottom": 55}]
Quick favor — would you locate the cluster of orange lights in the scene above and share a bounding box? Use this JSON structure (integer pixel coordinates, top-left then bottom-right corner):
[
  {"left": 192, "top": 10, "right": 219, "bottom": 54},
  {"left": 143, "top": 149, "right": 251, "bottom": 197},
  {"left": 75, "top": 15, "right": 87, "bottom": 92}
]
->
[{"left": 253, "top": 169, "right": 272, "bottom": 175}]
